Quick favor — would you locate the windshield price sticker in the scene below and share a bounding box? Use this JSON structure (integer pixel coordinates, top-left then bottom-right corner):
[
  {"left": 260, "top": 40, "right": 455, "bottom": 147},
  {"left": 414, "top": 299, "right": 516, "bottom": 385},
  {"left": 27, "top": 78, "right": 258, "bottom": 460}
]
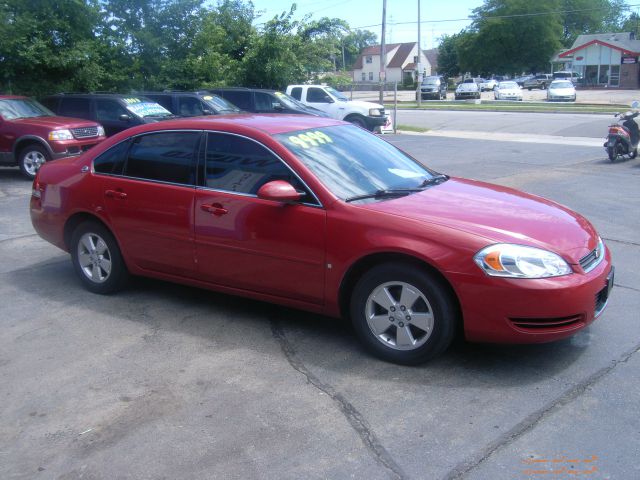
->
[
  {"left": 123, "top": 98, "right": 142, "bottom": 104},
  {"left": 288, "top": 131, "right": 333, "bottom": 149}
]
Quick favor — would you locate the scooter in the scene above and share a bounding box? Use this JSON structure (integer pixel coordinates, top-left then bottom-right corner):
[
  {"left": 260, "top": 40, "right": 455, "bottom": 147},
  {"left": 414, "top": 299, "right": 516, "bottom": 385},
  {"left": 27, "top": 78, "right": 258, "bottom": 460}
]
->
[{"left": 605, "top": 105, "right": 640, "bottom": 162}]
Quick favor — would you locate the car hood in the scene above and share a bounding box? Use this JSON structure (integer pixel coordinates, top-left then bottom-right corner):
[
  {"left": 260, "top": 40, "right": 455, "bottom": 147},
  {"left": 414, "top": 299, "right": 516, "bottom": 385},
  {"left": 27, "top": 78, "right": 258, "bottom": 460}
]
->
[
  {"left": 361, "top": 177, "right": 597, "bottom": 262},
  {"left": 549, "top": 87, "right": 575, "bottom": 93},
  {"left": 12, "top": 116, "right": 98, "bottom": 129},
  {"left": 456, "top": 84, "right": 478, "bottom": 92},
  {"left": 498, "top": 88, "right": 521, "bottom": 94}
]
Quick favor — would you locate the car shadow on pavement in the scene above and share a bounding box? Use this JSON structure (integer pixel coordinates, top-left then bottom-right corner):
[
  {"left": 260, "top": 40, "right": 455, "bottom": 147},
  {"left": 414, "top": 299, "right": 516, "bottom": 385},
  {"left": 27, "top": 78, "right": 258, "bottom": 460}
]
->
[{"left": 9, "top": 258, "right": 590, "bottom": 390}]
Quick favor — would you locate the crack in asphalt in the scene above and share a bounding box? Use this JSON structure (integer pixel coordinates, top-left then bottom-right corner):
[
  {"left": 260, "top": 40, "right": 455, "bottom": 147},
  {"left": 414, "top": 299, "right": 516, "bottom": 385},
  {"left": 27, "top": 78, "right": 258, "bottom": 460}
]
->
[
  {"left": 602, "top": 237, "right": 640, "bottom": 248},
  {"left": 270, "top": 317, "right": 407, "bottom": 480},
  {"left": 613, "top": 283, "right": 640, "bottom": 292},
  {"left": 0, "top": 233, "right": 39, "bottom": 244},
  {"left": 443, "top": 341, "right": 640, "bottom": 480}
]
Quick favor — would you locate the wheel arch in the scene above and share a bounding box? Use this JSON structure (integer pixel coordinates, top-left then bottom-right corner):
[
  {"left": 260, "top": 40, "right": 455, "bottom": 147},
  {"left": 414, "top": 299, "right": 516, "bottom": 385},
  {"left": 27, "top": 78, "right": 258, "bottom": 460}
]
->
[
  {"left": 338, "top": 252, "right": 463, "bottom": 333},
  {"left": 14, "top": 136, "right": 54, "bottom": 158},
  {"left": 64, "top": 212, "right": 114, "bottom": 252}
]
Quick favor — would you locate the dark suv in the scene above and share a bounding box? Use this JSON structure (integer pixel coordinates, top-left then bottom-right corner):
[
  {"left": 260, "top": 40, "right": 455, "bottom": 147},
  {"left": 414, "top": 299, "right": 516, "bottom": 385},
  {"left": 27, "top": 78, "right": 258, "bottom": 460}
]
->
[
  {"left": 208, "top": 88, "right": 328, "bottom": 117},
  {"left": 41, "top": 93, "right": 175, "bottom": 136},
  {"left": 0, "top": 95, "right": 105, "bottom": 179},
  {"left": 523, "top": 74, "right": 553, "bottom": 90},
  {"left": 141, "top": 91, "right": 241, "bottom": 117},
  {"left": 417, "top": 76, "right": 448, "bottom": 100}
]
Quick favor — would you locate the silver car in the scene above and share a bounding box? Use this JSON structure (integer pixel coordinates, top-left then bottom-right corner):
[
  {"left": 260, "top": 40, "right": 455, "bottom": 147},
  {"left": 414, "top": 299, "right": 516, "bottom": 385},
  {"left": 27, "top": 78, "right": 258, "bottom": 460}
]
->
[
  {"left": 494, "top": 81, "right": 523, "bottom": 101},
  {"left": 547, "top": 80, "right": 576, "bottom": 102}
]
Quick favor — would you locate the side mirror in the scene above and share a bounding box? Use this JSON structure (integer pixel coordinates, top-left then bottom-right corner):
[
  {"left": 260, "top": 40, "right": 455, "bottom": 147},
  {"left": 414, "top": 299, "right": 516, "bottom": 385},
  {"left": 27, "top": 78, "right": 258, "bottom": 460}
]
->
[
  {"left": 119, "top": 114, "right": 131, "bottom": 122},
  {"left": 631, "top": 100, "right": 640, "bottom": 112},
  {"left": 202, "top": 109, "right": 213, "bottom": 115},
  {"left": 257, "top": 180, "right": 302, "bottom": 203},
  {"left": 322, "top": 95, "right": 334, "bottom": 104},
  {"left": 272, "top": 103, "right": 284, "bottom": 111}
]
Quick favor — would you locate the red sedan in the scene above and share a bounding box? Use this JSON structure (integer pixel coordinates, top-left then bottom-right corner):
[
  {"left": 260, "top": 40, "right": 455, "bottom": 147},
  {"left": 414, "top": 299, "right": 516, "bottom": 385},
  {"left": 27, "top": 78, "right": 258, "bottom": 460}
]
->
[{"left": 30, "top": 115, "right": 614, "bottom": 364}]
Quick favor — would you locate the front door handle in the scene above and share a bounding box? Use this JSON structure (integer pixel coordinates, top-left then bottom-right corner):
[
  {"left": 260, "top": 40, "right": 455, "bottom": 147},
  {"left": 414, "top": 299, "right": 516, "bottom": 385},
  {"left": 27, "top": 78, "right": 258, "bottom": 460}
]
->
[
  {"left": 105, "top": 189, "right": 127, "bottom": 200},
  {"left": 201, "top": 203, "right": 228, "bottom": 216}
]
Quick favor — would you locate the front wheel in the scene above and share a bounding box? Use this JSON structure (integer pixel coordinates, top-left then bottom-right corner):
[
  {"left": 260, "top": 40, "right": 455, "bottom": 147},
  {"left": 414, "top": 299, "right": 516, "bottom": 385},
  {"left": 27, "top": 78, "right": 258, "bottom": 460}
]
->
[
  {"left": 350, "top": 263, "right": 457, "bottom": 365},
  {"left": 18, "top": 145, "right": 49, "bottom": 180},
  {"left": 71, "top": 221, "right": 129, "bottom": 294},
  {"left": 607, "top": 144, "right": 617, "bottom": 161},
  {"left": 631, "top": 147, "right": 638, "bottom": 159},
  {"left": 347, "top": 115, "right": 368, "bottom": 130}
]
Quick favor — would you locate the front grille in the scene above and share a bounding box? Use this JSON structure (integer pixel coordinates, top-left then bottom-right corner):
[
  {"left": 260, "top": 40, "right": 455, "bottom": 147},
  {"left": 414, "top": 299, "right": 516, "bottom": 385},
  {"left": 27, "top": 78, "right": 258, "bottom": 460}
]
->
[
  {"left": 379, "top": 108, "right": 386, "bottom": 116},
  {"left": 509, "top": 315, "right": 584, "bottom": 330},
  {"left": 71, "top": 126, "right": 99, "bottom": 138},
  {"left": 579, "top": 246, "right": 602, "bottom": 272}
]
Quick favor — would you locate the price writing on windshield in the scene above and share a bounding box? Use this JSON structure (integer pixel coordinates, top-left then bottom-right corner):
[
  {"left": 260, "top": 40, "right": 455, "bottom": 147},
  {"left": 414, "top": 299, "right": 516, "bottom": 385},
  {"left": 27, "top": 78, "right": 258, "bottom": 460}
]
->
[
  {"left": 123, "top": 98, "right": 142, "bottom": 104},
  {"left": 288, "top": 131, "right": 333, "bottom": 149}
]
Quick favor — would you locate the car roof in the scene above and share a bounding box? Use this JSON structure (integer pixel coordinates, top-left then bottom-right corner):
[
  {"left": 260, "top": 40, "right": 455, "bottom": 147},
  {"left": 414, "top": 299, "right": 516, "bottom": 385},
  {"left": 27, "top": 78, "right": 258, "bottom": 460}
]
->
[
  {"left": 142, "top": 91, "right": 215, "bottom": 97},
  {"left": 45, "top": 93, "right": 151, "bottom": 99},
  {"left": 209, "top": 87, "right": 279, "bottom": 94},
  {"left": 111, "top": 113, "right": 344, "bottom": 137}
]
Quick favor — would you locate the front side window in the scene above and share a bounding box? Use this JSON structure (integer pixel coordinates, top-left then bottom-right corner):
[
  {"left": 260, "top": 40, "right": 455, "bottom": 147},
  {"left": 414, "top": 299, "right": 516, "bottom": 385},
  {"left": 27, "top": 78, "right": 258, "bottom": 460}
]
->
[
  {"left": 275, "top": 125, "right": 439, "bottom": 202},
  {"left": 219, "top": 91, "right": 252, "bottom": 111},
  {"left": 177, "top": 97, "right": 204, "bottom": 116},
  {"left": 254, "top": 92, "right": 280, "bottom": 112},
  {"left": 124, "top": 131, "right": 199, "bottom": 185},
  {"left": 203, "top": 133, "right": 310, "bottom": 200},
  {"left": 96, "top": 99, "right": 128, "bottom": 122},
  {"left": 289, "top": 87, "right": 302, "bottom": 100}
]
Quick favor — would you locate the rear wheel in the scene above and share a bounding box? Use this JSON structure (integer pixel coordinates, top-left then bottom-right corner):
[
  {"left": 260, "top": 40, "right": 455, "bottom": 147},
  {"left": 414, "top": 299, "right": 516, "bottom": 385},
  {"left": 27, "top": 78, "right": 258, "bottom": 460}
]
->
[
  {"left": 18, "top": 144, "right": 49, "bottom": 180},
  {"left": 70, "top": 221, "right": 129, "bottom": 294},
  {"left": 607, "top": 144, "right": 617, "bottom": 161},
  {"left": 350, "top": 263, "right": 457, "bottom": 365},
  {"left": 631, "top": 147, "right": 638, "bottom": 159}
]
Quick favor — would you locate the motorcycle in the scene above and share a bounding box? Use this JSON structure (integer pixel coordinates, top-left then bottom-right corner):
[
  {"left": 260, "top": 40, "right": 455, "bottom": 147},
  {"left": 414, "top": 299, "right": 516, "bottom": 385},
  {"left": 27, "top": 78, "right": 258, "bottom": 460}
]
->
[{"left": 605, "top": 101, "right": 640, "bottom": 161}]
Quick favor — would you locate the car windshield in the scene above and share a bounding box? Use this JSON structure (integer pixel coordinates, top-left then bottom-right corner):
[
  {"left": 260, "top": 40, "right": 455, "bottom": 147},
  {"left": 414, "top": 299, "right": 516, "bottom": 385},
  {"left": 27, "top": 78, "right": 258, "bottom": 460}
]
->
[
  {"left": 423, "top": 78, "right": 440, "bottom": 85},
  {"left": 201, "top": 94, "right": 240, "bottom": 113},
  {"left": 122, "top": 97, "right": 173, "bottom": 118},
  {"left": 552, "top": 81, "right": 573, "bottom": 88},
  {"left": 0, "top": 99, "right": 53, "bottom": 120},
  {"left": 275, "top": 125, "right": 441, "bottom": 202},
  {"left": 499, "top": 82, "right": 519, "bottom": 89},
  {"left": 325, "top": 86, "right": 349, "bottom": 101}
]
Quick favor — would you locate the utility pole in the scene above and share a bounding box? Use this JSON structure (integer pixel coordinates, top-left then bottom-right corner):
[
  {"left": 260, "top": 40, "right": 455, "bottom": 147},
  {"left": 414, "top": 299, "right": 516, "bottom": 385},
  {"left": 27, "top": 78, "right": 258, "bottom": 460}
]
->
[
  {"left": 379, "top": 0, "right": 387, "bottom": 104},
  {"left": 417, "top": 0, "right": 422, "bottom": 107}
]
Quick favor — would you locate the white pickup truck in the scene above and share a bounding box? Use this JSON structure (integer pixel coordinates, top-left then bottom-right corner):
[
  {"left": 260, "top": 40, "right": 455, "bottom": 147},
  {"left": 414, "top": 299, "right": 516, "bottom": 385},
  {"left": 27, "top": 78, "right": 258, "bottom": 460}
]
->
[{"left": 286, "top": 85, "right": 389, "bottom": 132}]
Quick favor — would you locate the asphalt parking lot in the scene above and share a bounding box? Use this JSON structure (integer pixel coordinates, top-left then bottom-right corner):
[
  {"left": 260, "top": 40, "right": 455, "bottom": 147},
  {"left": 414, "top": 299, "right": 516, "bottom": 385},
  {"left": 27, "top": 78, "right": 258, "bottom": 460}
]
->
[{"left": 1, "top": 125, "right": 639, "bottom": 479}]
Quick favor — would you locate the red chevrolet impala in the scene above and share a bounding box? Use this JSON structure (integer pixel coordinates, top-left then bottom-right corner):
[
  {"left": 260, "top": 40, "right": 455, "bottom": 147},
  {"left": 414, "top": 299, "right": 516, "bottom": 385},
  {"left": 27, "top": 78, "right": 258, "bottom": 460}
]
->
[{"left": 30, "top": 115, "right": 614, "bottom": 364}]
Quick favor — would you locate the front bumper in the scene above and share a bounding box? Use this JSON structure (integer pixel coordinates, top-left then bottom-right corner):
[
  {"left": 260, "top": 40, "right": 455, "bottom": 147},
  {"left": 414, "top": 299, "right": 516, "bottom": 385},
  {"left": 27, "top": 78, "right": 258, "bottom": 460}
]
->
[
  {"left": 451, "top": 249, "right": 614, "bottom": 343},
  {"left": 364, "top": 115, "right": 387, "bottom": 130},
  {"left": 49, "top": 137, "right": 105, "bottom": 159},
  {"left": 548, "top": 95, "right": 576, "bottom": 102}
]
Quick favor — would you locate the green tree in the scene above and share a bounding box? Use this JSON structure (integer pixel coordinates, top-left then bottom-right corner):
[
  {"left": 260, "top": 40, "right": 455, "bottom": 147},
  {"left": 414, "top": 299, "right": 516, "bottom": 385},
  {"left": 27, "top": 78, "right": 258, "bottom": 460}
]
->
[
  {"left": 437, "top": 33, "right": 462, "bottom": 77},
  {"left": 0, "top": 0, "right": 106, "bottom": 96},
  {"left": 561, "top": 0, "right": 628, "bottom": 46},
  {"left": 621, "top": 12, "right": 640, "bottom": 37},
  {"left": 341, "top": 29, "right": 377, "bottom": 70}
]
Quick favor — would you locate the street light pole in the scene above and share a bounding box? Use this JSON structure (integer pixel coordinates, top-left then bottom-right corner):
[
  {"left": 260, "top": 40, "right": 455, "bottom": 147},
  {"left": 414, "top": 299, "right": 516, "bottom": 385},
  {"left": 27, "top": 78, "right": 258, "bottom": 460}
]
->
[{"left": 417, "top": 0, "right": 422, "bottom": 107}]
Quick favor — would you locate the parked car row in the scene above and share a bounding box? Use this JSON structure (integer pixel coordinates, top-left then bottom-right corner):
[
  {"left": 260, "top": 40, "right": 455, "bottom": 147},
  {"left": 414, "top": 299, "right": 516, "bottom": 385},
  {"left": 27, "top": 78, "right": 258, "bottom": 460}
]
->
[{"left": 3, "top": 86, "right": 381, "bottom": 179}]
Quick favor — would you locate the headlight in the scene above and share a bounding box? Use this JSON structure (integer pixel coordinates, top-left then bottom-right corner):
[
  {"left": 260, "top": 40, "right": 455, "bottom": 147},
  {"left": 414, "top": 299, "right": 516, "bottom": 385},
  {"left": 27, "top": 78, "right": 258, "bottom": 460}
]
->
[
  {"left": 97, "top": 125, "right": 105, "bottom": 136},
  {"left": 48, "top": 129, "right": 73, "bottom": 141},
  {"left": 369, "top": 108, "right": 382, "bottom": 116},
  {"left": 474, "top": 244, "right": 572, "bottom": 278}
]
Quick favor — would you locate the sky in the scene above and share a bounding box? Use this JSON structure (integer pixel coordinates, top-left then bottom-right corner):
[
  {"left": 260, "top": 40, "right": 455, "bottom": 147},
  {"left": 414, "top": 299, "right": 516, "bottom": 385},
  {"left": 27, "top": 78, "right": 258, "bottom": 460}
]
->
[{"left": 251, "top": 0, "right": 640, "bottom": 49}]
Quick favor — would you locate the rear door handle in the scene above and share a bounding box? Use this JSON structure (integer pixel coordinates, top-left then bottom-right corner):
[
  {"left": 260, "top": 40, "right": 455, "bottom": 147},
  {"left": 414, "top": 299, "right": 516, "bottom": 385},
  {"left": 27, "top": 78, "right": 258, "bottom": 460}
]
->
[
  {"left": 201, "top": 203, "right": 228, "bottom": 216},
  {"left": 105, "top": 189, "right": 127, "bottom": 200}
]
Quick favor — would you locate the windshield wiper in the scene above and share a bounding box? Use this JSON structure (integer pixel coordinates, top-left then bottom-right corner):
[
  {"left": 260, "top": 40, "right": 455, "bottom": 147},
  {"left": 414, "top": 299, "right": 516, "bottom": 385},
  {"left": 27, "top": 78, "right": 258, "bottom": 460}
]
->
[
  {"left": 345, "top": 188, "right": 422, "bottom": 203},
  {"left": 418, "top": 174, "right": 449, "bottom": 188}
]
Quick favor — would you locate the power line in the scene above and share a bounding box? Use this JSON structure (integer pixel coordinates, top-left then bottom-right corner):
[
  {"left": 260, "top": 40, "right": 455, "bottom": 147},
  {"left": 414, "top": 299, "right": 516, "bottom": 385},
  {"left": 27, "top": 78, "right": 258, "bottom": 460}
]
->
[{"left": 352, "top": 3, "right": 640, "bottom": 30}]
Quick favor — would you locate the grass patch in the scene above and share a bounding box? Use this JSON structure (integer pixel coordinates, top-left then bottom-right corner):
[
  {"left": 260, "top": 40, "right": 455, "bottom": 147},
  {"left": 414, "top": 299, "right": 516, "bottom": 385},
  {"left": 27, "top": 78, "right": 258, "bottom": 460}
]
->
[
  {"left": 396, "top": 124, "right": 430, "bottom": 133},
  {"left": 386, "top": 101, "right": 626, "bottom": 114}
]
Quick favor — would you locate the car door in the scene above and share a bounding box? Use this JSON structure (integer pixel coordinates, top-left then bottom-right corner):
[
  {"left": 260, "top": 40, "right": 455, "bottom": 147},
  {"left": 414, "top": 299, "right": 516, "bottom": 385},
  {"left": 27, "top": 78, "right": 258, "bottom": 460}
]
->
[
  {"left": 99, "top": 130, "right": 201, "bottom": 277},
  {"left": 304, "top": 87, "right": 341, "bottom": 118},
  {"left": 194, "top": 132, "right": 326, "bottom": 304}
]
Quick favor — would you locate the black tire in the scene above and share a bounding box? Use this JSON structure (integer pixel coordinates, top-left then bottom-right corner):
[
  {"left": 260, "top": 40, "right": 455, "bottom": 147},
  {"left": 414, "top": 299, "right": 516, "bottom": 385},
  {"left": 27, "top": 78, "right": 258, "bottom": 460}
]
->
[
  {"left": 70, "top": 221, "right": 129, "bottom": 294},
  {"left": 349, "top": 263, "right": 457, "bottom": 365},
  {"left": 607, "top": 145, "right": 617, "bottom": 162},
  {"left": 18, "top": 144, "right": 49, "bottom": 180},
  {"left": 347, "top": 115, "right": 368, "bottom": 129}
]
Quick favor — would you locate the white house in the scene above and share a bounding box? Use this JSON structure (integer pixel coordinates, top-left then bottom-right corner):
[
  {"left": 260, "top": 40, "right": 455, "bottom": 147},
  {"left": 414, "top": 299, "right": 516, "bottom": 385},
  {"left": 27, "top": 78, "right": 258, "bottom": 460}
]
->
[
  {"left": 556, "top": 32, "right": 640, "bottom": 88},
  {"left": 352, "top": 42, "right": 434, "bottom": 83}
]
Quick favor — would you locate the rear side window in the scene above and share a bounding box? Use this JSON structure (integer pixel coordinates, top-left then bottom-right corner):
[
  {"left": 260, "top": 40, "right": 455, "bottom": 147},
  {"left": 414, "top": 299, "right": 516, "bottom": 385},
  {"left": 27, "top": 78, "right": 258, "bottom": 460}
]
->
[
  {"left": 93, "top": 140, "right": 129, "bottom": 175},
  {"left": 59, "top": 98, "right": 91, "bottom": 119},
  {"left": 289, "top": 87, "right": 302, "bottom": 100},
  {"left": 124, "top": 131, "right": 200, "bottom": 185},
  {"left": 146, "top": 95, "right": 173, "bottom": 112},
  {"left": 203, "top": 132, "right": 308, "bottom": 197},
  {"left": 220, "top": 91, "right": 253, "bottom": 111},
  {"left": 40, "top": 97, "right": 59, "bottom": 111},
  {"left": 177, "top": 96, "right": 204, "bottom": 116}
]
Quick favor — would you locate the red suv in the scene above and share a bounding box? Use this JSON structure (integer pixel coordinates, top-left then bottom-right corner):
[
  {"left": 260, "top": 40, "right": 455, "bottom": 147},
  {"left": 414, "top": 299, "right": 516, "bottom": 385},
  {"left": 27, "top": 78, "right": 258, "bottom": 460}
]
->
[{"left": 0, "top": 95, "right": 105, "bottom": 179}]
